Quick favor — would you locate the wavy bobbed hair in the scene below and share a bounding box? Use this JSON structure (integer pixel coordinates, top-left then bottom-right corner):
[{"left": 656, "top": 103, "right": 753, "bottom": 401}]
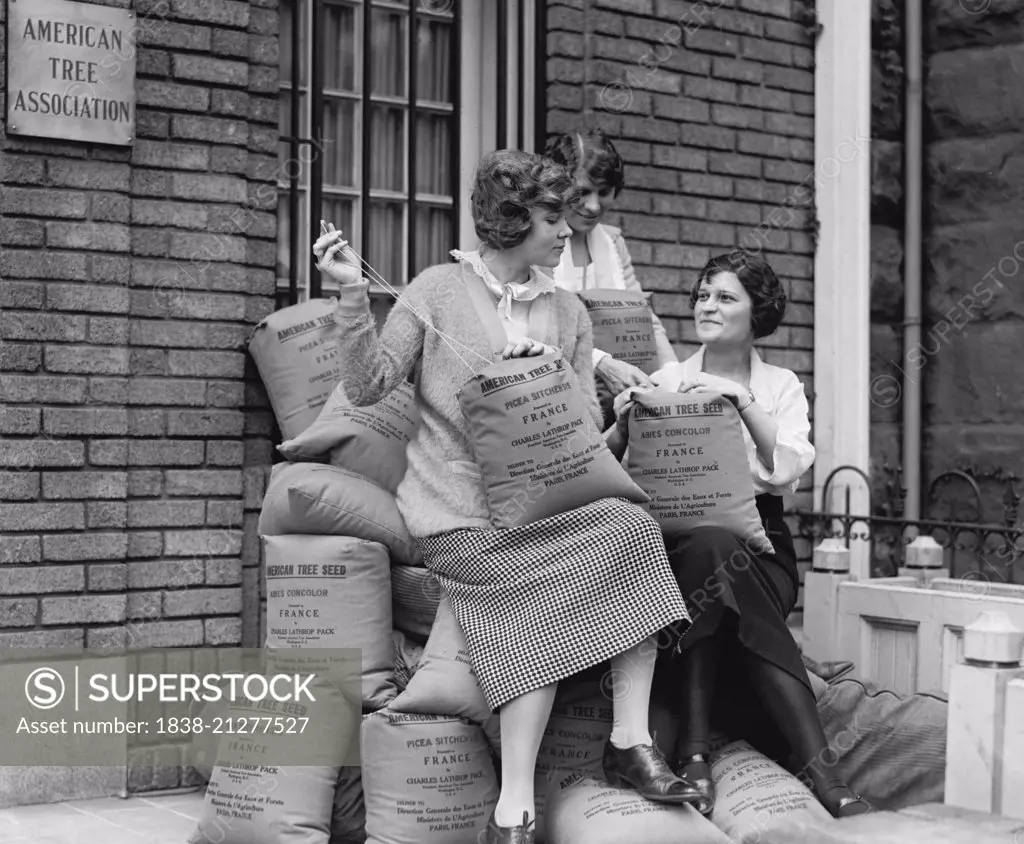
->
[
  {"left": 470, "top": 150, "right": 581, "bottom": 250},
  {"left": 690, "top": 250, "right": 788, "bottom": 339},
  {"left": 544, "top": 129, "right": 626, "bottom": 196}
]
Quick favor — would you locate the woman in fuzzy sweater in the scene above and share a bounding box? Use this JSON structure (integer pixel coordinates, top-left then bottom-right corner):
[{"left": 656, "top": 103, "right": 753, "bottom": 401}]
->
[{"left": 314, "top": 150, "right": 700, "bottom": 843}]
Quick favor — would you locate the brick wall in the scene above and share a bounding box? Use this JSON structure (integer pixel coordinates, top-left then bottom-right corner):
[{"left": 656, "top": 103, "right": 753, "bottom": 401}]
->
[
  {"left": 544, "top": 0, "right": 817, "bottom": 616},
  {"left": 0, "top": 0, "right": 277, "bottom": 781},
  {"left": 544, "top": 0, "right": 818, "bottom": 531}
]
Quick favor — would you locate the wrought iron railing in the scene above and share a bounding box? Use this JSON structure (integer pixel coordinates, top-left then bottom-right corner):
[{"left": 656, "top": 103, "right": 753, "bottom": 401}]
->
[{"left": 787, "top": 464, "right": 1024, "bottom": 584}]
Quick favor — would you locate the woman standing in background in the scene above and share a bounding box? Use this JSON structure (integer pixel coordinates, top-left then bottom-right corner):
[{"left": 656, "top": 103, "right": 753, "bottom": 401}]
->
[{"left": 544, "top": 130, "right": 678, "bottom": 420}]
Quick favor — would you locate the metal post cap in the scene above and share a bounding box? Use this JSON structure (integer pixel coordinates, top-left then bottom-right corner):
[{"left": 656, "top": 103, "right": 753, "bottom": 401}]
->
[
  {"left": 905, "top": 535, "right": 944, "bottom": 569},
  {"left": 963, "top": 611, "right": 1024, "bottom": 667},
  {"left": 813, "top": 537, "right": 851, "bottom": 573}
]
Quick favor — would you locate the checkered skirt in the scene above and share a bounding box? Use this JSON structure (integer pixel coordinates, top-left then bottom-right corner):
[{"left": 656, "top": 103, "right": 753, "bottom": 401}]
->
[{"left": 418, "top": 497, "right": 690, "bottom": 711}]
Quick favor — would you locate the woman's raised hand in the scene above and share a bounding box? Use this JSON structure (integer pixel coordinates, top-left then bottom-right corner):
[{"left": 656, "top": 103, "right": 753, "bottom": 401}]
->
[
  {"left": 313, "top": 221, "right": 363, "bottom": 286},
  {"left": 612, "top": 384, "right": 654, "bottom": 438},
  {"left": 595, "top": 356, "right": 654, "bottom": 396},
  {"left": 501, "top": 338, "right": 559, "bottom": 360}
]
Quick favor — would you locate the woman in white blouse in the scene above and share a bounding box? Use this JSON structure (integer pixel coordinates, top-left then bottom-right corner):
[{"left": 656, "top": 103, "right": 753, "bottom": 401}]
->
[
  {"left": 544, "top": 130, "right": 678, "bottom": 425},
  {"left": 609, "top": 250, "right": 871, "bottom": 819}
]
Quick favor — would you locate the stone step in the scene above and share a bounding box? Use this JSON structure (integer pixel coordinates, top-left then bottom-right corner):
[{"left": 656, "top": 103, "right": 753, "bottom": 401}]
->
[
  {"left": 899, "top": 804, "right": 1024, "bottom": 834},
  {"left": 761, "top": 804, "right": 1024, "bottom": 844}
]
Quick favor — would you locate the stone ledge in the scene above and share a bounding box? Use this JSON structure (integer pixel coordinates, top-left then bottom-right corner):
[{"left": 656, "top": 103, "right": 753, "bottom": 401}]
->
[
  {"left": 0, "top": 766, "right": 124, "bottom": 809},
  {"left": 762, "top": 804, "right": 1024, "bottom": 843},
  {"left": 900, "top": 803, "right": 1024, "bottom": 834}
]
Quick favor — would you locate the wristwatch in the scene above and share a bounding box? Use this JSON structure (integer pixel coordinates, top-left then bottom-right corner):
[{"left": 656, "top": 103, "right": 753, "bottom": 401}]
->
[{"left": 737, "top": 390, "right": 756, "bottom": 413}]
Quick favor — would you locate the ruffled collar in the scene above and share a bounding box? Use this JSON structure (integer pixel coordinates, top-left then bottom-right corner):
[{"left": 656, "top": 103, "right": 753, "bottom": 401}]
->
[{"left": 451, "top": 249, "right": 556, "bottom": 320}]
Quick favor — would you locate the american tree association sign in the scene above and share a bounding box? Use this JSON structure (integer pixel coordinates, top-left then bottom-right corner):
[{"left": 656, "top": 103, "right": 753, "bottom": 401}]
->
[{"left": 6, "top": 0, "right": 137, "bottom": 146}]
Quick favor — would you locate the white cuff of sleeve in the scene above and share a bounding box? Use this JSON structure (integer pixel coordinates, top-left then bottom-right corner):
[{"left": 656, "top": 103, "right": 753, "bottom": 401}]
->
[
  {"left": 333, "top": 280, "right": 372, "bottom": 316},
  {"left": 755, "top": 443, "right": 804, "bottom": 488}
]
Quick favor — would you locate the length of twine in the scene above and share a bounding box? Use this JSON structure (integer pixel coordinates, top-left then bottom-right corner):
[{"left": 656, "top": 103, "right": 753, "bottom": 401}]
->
[{"left": 331, "top": 242, "right": 495, "bottom": 375}]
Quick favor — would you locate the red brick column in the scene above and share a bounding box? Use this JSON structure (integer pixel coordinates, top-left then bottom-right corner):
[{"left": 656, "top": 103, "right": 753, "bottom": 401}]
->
[{"left": 0, "top": 0, "right": 276, "bottom": 669}]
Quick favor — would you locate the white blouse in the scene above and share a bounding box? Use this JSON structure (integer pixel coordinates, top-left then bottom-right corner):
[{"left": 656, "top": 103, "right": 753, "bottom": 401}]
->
[
  {"left": 547, "top": 224, "right": 677, "bottom": 370},
  {"left": 451, "top": 249, "right": 547, "bottom": 341},
  {"left": 650, "top": 347, "right": 815, "bottom": 497},
  {"left": 554, "top": 263, "right": 593, "bottom": 294}
]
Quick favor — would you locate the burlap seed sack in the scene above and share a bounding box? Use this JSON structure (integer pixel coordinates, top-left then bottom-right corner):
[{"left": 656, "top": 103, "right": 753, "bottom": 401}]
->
[
  {"left": 458, "top": 351, "right": 647, "bottom": 528},
  {"left": 264, "top": 534, "right": 396, "bottom": 711},
  {"left": 390, "top": 595, "right": 491, "bottom": 724},
  {"left": 190, "top": 677, "right": 359, "bottom": 844},
  {"left": 533, "top": 678, "right": 613, "bottom": 842},
  {"left": 258, "top": 463, "right": 421, "bottom": 566},
  {"left": 279, "top": 380, "right": 420, "bottom": 495},
  {"left": 361, "top": 711, "right": 499, "bottom": 844},
  {"left": 625, "top": 388, "right": 774, "bottom": 555},
  {"left": 330, "top": 767, "right": 367, "bottom": 844},
  {"left": 543, "top": 773, "right": 729, "bottom": 844},
  {"left": 248, "top": 298, "right": 340, "bottom": 440},
  {"left": 391, "top": 565, "right": 442, "bottom": 642},
  {"left": 578, "top": 289, "right": 660, "bottom": 375},
  {"left": 708, "top": 740, "right": 830, "bottom": 843},
  {"left": 191, "top": 765, "right": 338, "bottom": 844},
  {"left": 579, "top": 289, "right": 661, "bottom": 430},
  {"left": 816, "top": 675, "right": 948, "bottom": 811}
]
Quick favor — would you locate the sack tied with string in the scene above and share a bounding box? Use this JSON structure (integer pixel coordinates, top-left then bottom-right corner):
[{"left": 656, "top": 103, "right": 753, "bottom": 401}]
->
[
  {"left": 578, "top": 289, "right": 660, "bottom": 375},
  {"left": 708, "top": 741, "right": 831, "bottom": 843},
  {"left": 457, "top": 276, "right": 648, "bottom": 529},
  {"left": 258, "top": 462, "right": 421, "bottom": 567},
  {"left": 543, "top": 773, "right": 729, "bottom": 844},
  {"left": 264, "top": 534, "right": 396, "bottom": 711},
  {"left": 278, "top": 378, "right": 421, "bottom": 495},
  {"left": 322, "top": 250, "right": 644, "bottom": 530},
  {"left": 578, "top": 288, "right": 661, "bottom": 428},
  {"left": 190, "top": 653, "right": 359, "bottom": 844},
  {"left": 361, "top": 711, "right": 499, "bottom": 844},
  {"left": 248, "top": 298, "right": 340, "bottom": 440},
  {"left": 390, "top": 593, "right": 491, "bottom": 725},
  {"left": 624, "top": 387, "right": 774, "bottom": 555}
]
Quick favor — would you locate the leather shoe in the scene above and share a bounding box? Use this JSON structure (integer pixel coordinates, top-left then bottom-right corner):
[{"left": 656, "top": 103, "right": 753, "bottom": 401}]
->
[
  {"left": 481, "top": 809, "right": 534, "bottom": 844},
  {"left": 819, "top": 786, "right": 873, "bottom": 818},
  {"left": 674, "top": 753, "right": 715, "bottom": 817},
  {"left": 602, "top": 740, "right": 705, "bottom": 806}
]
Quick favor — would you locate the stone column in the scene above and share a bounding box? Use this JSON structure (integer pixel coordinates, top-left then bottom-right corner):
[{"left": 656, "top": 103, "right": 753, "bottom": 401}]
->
[
  {"left": 802, "top": 538, "right": 852, "bottom": 664},
  {"left": 1000, "top": 678, "right": 1024, "bottom": 819},
  {"left": 944, "top": 611, "right": 1024, "bottom": 815}
]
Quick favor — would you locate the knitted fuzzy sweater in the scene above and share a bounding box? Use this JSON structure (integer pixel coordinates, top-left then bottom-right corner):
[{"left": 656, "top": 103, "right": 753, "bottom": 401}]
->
[{"left": 330, "top": 258, "right": 603, "bottom": 540}]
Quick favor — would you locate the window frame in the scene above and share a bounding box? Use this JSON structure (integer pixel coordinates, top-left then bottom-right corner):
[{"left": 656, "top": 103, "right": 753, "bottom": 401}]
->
[
  {"left": 278, "top": 0, "right": 461, "bottom": 308},
  {"left": 276, "top": 0, "right": 543, "bottom": 311}
]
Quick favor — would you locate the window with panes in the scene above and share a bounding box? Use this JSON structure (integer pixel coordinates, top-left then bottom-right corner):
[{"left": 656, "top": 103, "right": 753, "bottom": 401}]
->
[{"left": 277, "top": 0, "right": 460, "bottom": 309}]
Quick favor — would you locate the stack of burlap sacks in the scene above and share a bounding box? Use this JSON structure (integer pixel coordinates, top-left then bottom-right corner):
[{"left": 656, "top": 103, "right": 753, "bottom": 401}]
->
[{"left": 187, "top": 299, "right": 950, "bottom": 844}]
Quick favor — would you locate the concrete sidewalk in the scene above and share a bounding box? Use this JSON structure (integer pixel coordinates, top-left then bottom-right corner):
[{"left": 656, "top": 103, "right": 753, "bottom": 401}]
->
[
  {"left": 4, "top": 790, "right": 1023, "bottom": 844},
  {"left": 0, "top": 789, "right": 206, "bottom": 844}
]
